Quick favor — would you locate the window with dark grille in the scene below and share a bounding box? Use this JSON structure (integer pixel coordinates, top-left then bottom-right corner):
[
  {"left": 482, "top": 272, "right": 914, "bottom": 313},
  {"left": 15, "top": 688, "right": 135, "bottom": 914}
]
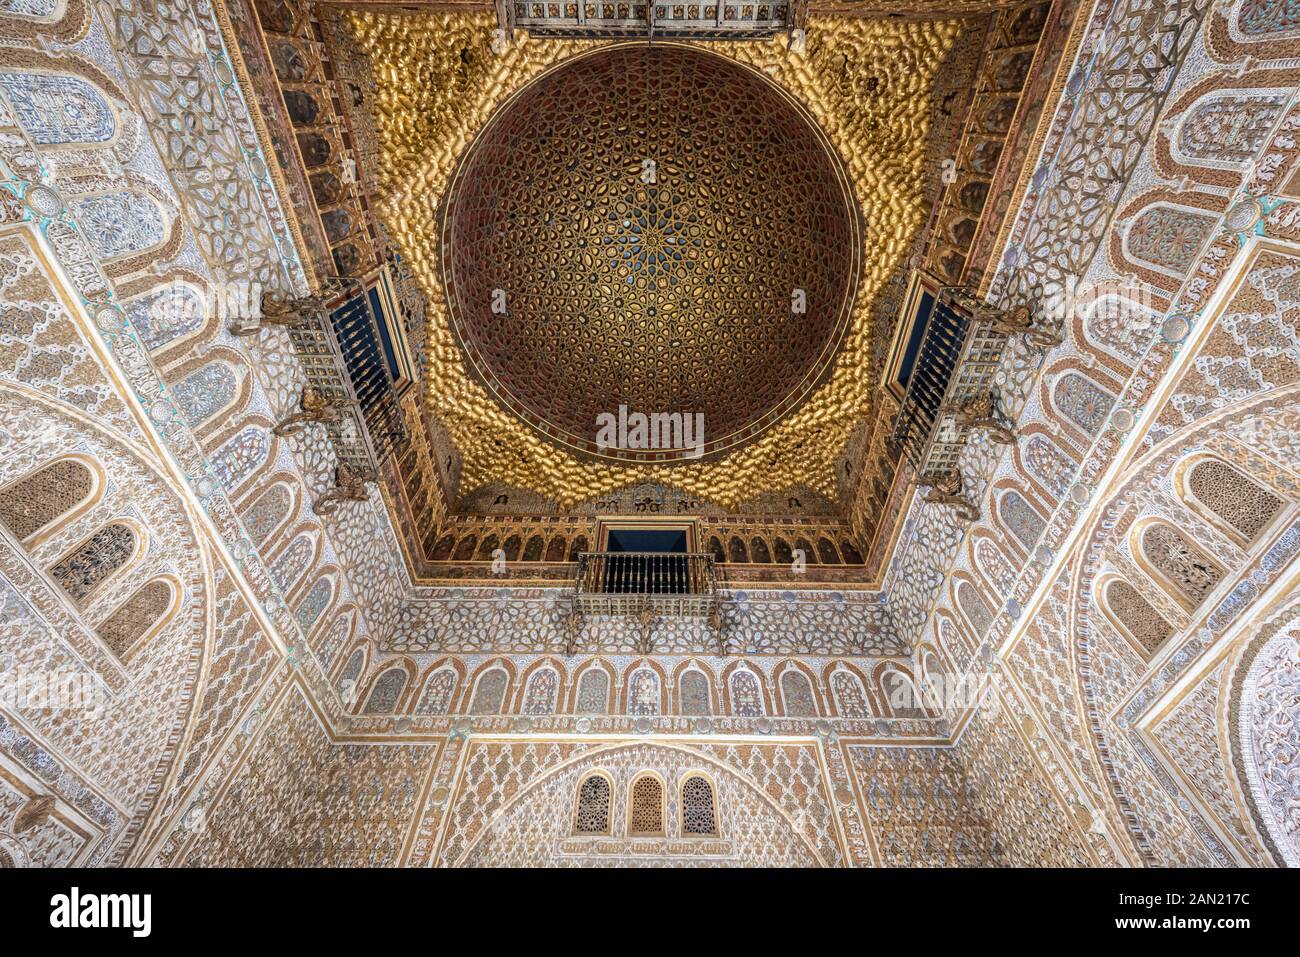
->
[{"left": 574, "top": 774, "right": 612, "bottom": 835}]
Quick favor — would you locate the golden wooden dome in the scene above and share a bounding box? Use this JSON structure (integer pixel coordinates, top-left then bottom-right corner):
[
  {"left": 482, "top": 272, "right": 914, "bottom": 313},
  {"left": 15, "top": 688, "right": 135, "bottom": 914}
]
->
[{"left": 438, "top": 44, "right": 860, "bottom": 463}]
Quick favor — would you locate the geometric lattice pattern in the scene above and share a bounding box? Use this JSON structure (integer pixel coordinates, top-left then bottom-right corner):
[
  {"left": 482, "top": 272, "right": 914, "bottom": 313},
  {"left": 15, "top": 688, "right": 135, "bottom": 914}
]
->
[
  {"left": 680, "top": 774, "right": 717, "bottom": 836},
  {"left": 97, "top": 579, "right": 172, "bottom": 660},
  {"left": 1188, "top": 458, "right": 1283, "bottom": 542},
  {"left": 1104, "top": 578, "right": 1174, "bottom": 659},
  {"left": 0, "top": 459, "right": 92, "bottom": 541},
  {"left": 573, "top": 774, "right": 612, "bottom": 834},
  {"left": 442, "top": 45, "right": 858, "bottom": 463},
  {"left": 629, "top": 774, "right": 664, "bottom": 836},
  {"left": 4, "top": 0, "right": 1298, "bottom": 878},
  {"left": 1140, "top": 523, "right": 1224, "bottom": 606},
  {"left": 354, "top": 12, "right": 961, "bottom": 504},
  {"left": 49, "top": 522, "right": 135, "bottom": 605}
]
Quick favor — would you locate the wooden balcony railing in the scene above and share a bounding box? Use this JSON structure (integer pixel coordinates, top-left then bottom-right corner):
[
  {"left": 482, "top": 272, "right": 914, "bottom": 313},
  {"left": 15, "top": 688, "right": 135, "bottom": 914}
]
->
[
  {"left": 573, "top": 551, "right": 719, "bottom": 619},
  {"left": 231, "top": 269, "right": 416, "bottom": 514},
  {"left": 501, "top": 0, "right": 798, "bottom": 39},
  {"left": 890, "top": 285, "right": 1060, "bottom": 521}
]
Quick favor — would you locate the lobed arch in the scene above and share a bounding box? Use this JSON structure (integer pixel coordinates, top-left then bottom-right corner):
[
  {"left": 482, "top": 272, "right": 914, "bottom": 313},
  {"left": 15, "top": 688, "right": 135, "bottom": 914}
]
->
[
  {"left": 569, "top": 658, "right": 615, "bottom": 714},
  {"left": 774, "top": 659, "right": 822, "bottom": 717},
  {"left": 356, "top": 658, "right": 418, "bottom": 715},
  {"left": 466, "top": 658, "right": 516, "bottom": 715},
  {"left": 670, "top": 659, "right": 716, "bottom": 716},
  {"left": 413, "top": 661, "right": 463, "bottom": 716},
  {"left": 719, "top": 660, "right": 771, "bottom": 717}
]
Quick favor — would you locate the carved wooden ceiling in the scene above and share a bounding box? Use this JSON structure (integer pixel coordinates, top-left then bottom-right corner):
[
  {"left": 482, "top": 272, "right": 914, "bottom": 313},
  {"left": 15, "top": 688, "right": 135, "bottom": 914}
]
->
[
  {"left": 232, "top": 0, "right": 1065, "bottom": 581},
  {"left": 348, "top": 12, "right": 963, "bottom": 508},
  {"left": 439, "top": 44, "right": 860, "bottom": 464}
]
